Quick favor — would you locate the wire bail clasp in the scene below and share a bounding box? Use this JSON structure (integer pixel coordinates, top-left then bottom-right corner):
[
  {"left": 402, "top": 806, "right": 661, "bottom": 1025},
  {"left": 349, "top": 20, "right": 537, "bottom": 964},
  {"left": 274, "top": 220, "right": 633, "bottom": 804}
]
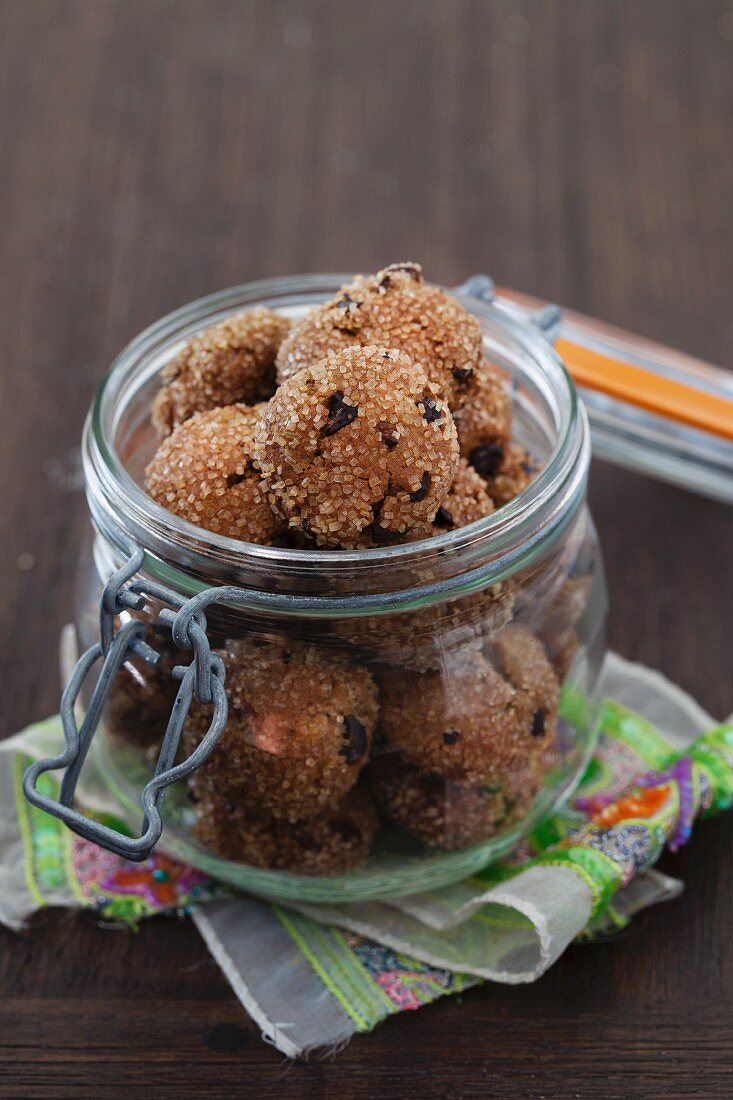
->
[{"left": 22, "top": 545, "right": 229, "bottom": 861}]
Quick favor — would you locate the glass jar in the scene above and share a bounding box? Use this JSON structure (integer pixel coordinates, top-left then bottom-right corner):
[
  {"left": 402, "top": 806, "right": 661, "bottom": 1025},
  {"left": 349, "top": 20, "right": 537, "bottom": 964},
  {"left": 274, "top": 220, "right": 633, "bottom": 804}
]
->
[{"left": 72, "top": 274, "right": 606, "bottom": 903}]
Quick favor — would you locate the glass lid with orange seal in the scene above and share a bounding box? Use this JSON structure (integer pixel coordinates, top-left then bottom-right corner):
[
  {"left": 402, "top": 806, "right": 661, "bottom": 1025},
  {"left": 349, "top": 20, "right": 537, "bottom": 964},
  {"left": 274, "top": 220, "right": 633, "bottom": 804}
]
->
[{"left": 458, "top": 275, "right": 733, "bottom": 505}]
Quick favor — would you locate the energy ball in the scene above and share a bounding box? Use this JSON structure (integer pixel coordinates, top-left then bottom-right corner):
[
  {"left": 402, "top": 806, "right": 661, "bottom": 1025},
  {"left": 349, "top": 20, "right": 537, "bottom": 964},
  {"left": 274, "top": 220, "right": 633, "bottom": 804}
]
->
[
  {"left": 482, "top": 444, "right": 541, "bottom": 508},
  {"left": 184, "top": 639, "right": 379, "bottom": 823},
  {"left": 145, "top": 404, "right": 285, "bottom": 544},
  {"left": 489, "top": 624, "right": 559, "bottom": 746},
  {"left": 432, "top": 458, "right": 495, "bottom": 533},
  {"left": 152, "top": 307, "right": 290, "bottom": 435},
  {"left": 339, "top": 582, "right": 515, "bottom": 673},
  {"left": 255, "top": 345, "right": 460, "bottom": 549},
  {"left": 276, "top": 262, "right": 482, "bottom": 411},
  {"left": 105, "top": 629, "right": 185, "bottom": 758},
  {"left": 378, "top": 652, "right": 544, "bottom": 787},
  {"left": 535, "top": 574, "right": 593, "bottom": 680},
  {"left": 370, "top": 756, "right": 529, "bottom": 850},
  {"left": 455, "top": 360, "right": 512, "bottom": 472},
  {"left": 190, "top": 779, "right": 379, "bottom": 873}
]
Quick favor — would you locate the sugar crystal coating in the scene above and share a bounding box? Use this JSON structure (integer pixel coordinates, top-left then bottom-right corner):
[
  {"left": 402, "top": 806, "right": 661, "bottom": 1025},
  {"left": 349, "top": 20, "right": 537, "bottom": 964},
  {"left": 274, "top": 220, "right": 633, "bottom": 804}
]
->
[
  {"left": 255, "top": 345, "right": 460, "bottom": 549},
  {"left": 338, "top": 582, "right": 515, "bottom": 672},
  {"left": 482, "top": 443, "right": 541, "bottom": 508},
  {"left": 152, "top": 307, "right": 290, "bottom": 434},
  {"left": 145, "top": 404, "right": 285, "bottom": 543},
  {"left": 190, "top": 779, "right": 378, "bottom": 873},
  {"left": 370, "top": 756, "right": 533, "bottom": 850},
  {"left": 489, "top": 624, "right": 559, "bottom": 748},
  {"left": 276, "top": 263, "right": 482, "bottom": 411},
  {"left": 184, "top": 638, "right": 379, "bottom": 822},
  {"left": 431, "top": 458, "right": 495, "bottom": 533},
  {"left": 377, "top": 650, "right": 550, "bottom": 787},
  {"left": 455, "top": 359, "right": 512, "bottom": 471}
]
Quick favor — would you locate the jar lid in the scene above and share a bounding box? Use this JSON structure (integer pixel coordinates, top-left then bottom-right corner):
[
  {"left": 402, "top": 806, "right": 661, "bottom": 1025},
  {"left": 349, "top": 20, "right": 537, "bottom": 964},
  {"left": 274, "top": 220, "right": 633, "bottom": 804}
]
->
[{"left": 460, "top": 278, "right": 733, "bottom": 505}]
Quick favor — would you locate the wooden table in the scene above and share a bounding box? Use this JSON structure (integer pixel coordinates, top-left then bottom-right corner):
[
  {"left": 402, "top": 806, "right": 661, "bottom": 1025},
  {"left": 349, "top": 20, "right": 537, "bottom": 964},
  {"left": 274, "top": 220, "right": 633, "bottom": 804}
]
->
[{"left": 1, "top": 2, "right": 731, "bottom": 1096}]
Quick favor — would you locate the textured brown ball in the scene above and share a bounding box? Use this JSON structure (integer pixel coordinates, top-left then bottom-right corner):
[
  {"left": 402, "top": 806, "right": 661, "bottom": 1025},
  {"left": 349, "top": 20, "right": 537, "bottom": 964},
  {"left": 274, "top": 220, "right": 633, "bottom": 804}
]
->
[
  {"left": 432, "top": 458, "right": 495, "bottom": 533},
  {"left": 105, "top": 630, "right": 185, "bottom": 758},
  {"left": 190, "top": 780, "right": 379, "bottom": 873},
  {"left": 145, "top": 404, "right": 285, "bottom": 543},
  {"left": 455, "top": 360, "right": 512, "bottom": 471},
  {"left": 338, "top": 582, "right": 515, "bottom": 673},
  {"left": 276, "top": 263, "right": 482, "bottom": 411},
  {"left": 482, "top": 443, "right": 541, "bottom": 508},
  {"left": 378, "top": 652, "right": 548, "bottom": 787},
  {"left": 489, "top": 624, "right": 559, "bottom": 746},
  {"left": 370, "top": 755, "right": 531, "bottom": 850},
  {"left": 152, "top": 307, "right": 290, "bottom": 434},
  {"left": 535, "top": 575, "right": 592, "bottom": 680},
  {"left": 255, "top": 345, "right": 459, "bottom": 549},
  {"left": 184, "top": 639, "right": 379, "bottom": 822}
]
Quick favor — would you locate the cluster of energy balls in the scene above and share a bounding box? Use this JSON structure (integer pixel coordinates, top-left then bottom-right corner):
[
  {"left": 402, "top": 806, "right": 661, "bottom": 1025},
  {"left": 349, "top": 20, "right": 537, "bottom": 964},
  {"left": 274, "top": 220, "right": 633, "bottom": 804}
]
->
[{"left": 106, "top": 264, "right": 589, "bottom": 874}]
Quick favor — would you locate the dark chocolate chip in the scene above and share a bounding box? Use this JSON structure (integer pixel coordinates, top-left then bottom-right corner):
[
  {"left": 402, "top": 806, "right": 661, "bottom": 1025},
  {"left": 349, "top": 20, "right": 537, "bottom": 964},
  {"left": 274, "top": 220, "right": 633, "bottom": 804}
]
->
[
  {"left": 225, "top": 472, "right": 247, "bottom": 488},
  {"left": 340, "top": 715, "right": 368, "bottom": 764},
  {"left": 433, "top": 505, "right": 455, "bottom": 529},
  {"left": 333, "top": 293, "right": 362, "bottom": 331},
  {"left": 379, "top": 262, "right": 422, "bottom": 288},
  {"left": 469, "top": 442, "right": 504, "bottom": 477},
  {"left": 452, "top": 365, "right": 475, "bottom": 387},
  {"left": 294, "top": 830, "right": 319, "bottom": 851},
  {"left": 331, "top": 818, "right": 360, "bottom": 843},
  {"left": 531, "top": 709, "right": 546, "bottom": 738},
  {"left": 422, "top": 771, "right": 445, "bottom": 796},
  {"left": 321, "top": 390, "right": 359, "bottom": 437},
  {"left": 419, "top": 393, "right": 445, "bottom": 424},
  {"left": 376, "top": 421, "right": 400, "bottom": 449},
  {"left": 408, "top": 471, "right": 431, "bottom": 502},
  {"left": 442, "top": 729, "right": 460, "bottom": 745},
  {"left": 370, "top": 523, "right": 401, "bottom": 545},
  {"left": 371, "top": 495, "right": 386, "bottom": 523}
]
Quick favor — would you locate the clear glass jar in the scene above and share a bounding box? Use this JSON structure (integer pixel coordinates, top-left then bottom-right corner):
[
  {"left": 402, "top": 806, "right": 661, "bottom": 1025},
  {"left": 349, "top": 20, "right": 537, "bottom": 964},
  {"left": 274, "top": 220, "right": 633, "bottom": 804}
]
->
[{"left": 74, "top": 274, "right": 607, "bottom": 903}]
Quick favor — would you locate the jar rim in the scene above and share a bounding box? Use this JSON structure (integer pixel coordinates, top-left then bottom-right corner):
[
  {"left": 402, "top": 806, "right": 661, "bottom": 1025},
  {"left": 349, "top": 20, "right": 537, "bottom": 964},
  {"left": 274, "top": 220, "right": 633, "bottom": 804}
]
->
[{"left": 83, "top": 273, "right": 591, "bottom": 610}]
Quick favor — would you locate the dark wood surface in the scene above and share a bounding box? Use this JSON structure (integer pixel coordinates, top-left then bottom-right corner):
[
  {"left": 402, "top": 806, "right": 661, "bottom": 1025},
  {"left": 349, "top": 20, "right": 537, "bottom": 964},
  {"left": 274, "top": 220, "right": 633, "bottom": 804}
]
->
[{"left": 1, "top": 2, "right": 732, "bottom": 1096}]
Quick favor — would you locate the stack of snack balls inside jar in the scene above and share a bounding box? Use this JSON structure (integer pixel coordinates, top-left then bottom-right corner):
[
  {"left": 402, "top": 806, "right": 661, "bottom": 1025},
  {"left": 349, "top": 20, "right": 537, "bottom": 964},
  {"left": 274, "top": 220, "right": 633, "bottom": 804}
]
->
[{"left": 108, "top": 263, "right": 589, "bottom": 875}]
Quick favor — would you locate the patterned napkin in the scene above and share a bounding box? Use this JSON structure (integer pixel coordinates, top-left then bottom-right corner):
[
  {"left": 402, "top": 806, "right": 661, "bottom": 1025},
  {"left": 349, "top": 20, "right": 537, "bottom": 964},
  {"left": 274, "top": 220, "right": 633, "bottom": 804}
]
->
[{"left": 2, "top": 653, "right": 732, "bottom": 1057}]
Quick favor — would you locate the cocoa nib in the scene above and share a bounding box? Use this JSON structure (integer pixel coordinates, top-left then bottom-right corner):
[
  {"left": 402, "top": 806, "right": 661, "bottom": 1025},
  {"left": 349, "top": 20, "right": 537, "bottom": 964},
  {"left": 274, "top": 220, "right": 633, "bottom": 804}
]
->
[
  {"left": 378, "top": 262, "right": 423, "bottom": 289},
  {"left": 452, "top": 365, "right": 474, "bottom": 388},
  {"left": 442, "top": 729, "right": 460, "bottom": 744},
  {"left": 340, "top": 714, "right": 368, "bottom": 764},
  {"left": 331, "top": 818, "right": 360, "bottom": 843},
  {"left": 376, "top": 421, "right": 400, "bottom": 449},
  {"left": 419, "top": 393, "right": 444, "bottom": 424},
  {"left": 371, "top": 524, "right": 401, "bottom": 545},
  {"left": 321, "top": 391, "right": 358, "bottom": 437},
  {"left": 531, "top": 709, "right": 546, "bottom": 738},
  {"left": 294, "top": 830, "right": 319, "bottom": 851},
  {"left": 408, "top": 471, "right": 430, "bottom": 502},
  {"left": 469, "top": 442, "right": 504, "bottom": 477},
  {"left": 225, "top": 472, "right": 247, "bottom": 488}
]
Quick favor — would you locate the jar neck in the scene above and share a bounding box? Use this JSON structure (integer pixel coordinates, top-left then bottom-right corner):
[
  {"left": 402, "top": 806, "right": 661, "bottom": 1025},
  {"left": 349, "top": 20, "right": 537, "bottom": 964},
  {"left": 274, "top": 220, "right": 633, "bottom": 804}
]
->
[{"left": 83, "top": 275, "right": 591, "bottom": 614}]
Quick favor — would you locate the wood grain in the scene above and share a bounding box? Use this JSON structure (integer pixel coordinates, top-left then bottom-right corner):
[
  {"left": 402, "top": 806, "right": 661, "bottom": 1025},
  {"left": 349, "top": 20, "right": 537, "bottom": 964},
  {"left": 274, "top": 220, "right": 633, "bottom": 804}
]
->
[{"left": 0, "top": 1, "right": 731, "bottom": 1095}]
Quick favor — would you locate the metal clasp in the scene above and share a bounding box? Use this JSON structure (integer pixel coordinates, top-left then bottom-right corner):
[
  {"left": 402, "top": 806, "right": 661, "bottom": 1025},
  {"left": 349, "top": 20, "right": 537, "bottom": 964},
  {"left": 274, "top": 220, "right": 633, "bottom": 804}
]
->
[{"left": 22, "top": 545, "right": 229, "bottom": 861}]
